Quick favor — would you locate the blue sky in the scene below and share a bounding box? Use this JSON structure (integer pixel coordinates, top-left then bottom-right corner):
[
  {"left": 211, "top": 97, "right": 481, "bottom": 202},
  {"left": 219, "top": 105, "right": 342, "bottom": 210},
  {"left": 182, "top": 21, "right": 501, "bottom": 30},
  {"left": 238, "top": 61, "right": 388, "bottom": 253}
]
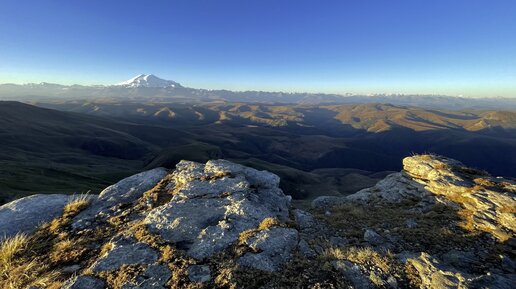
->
[{"left": 0, "top": 0, "right": 515, "bottom": 97}]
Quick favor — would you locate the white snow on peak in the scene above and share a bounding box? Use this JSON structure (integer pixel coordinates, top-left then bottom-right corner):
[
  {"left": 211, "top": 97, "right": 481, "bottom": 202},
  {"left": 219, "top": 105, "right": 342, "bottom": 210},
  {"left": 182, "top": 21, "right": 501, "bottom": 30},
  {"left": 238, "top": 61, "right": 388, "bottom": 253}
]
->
[{"left": 115, "top": 74, "right": 180, "bottom": 88}]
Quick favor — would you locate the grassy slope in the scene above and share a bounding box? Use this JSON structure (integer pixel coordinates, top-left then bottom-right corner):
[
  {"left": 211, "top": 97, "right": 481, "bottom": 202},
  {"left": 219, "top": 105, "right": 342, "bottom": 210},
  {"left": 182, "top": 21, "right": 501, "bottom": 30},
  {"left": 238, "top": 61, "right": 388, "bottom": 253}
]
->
[{"left": 1, "top": 101, "right": 515, "bottom": 203}]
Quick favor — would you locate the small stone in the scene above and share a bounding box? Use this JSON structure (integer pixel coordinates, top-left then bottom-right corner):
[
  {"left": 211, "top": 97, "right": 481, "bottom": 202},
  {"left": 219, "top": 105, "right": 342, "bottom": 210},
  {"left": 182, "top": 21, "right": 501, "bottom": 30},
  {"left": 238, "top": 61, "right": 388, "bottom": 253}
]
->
[
  {"left": 331, "top": 261, "right": 373, "bottom": 289},
  {"left": 311, "top": 196, "right": 347, "bottom": 209},
  {"left": 330, "top": 236, "right": 348, "bottom": 247},
  {"left": 61, "top": 276, "right": 105, "bottom": 289},
  {"left": 314, "top": 244, "right": 324, "bottom": 254},
  {"left": 387, "top": 276, "right": 398, "bottom": 288},
  {"left": 61, "top": 264, "right": 82, "bottom": 273},
  {"left": 293, "top": 209, "right": 316, "bottom": 230},
  {"left": 298, "top": 239, "right": 316, "bottom": 258},
  {"left": 500, "top": 254, "right": 516, "bottom": 272},
  {"left": 364, "top": 229, "right": 384, "bottom": 246},
  {"left": 238, "top": 227, "right": 299, "bottom": 272},
  {"left": 188, "top": 265, "right": 211, "bottom": 283},
  {"left": 405, "top": 219, "right": 418, "bottom": 228}
]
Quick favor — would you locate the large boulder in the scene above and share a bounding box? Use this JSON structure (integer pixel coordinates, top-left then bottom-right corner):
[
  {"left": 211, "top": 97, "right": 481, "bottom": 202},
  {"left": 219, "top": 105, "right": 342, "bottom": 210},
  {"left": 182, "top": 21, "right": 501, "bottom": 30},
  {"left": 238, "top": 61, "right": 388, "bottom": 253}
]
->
[
  {"left": 0, "top": 194, "right": 71, "bottom": 239},
  {"left": 72, "top": 167, "right": 168, "bottom": 229},
  {"left": 144, "top": 160, "right": 294, "bottom": 262}
]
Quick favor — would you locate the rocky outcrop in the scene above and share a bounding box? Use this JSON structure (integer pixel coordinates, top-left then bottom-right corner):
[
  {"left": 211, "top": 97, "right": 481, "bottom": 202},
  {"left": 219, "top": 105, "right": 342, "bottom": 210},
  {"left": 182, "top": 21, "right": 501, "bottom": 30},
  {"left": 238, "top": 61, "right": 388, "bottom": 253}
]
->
[
  {"left": 1, "top": 155, "right": 514, "bottom": 289},
  {"left": 347, "top": 154, "right": 515, "bottom": 241},
  {"left": 312, "top": 154, "right": 516, "bottom": 289},
  {"left": 143, "top": 160, "right": 293, "bottom": 265},
  {"left": 0, "top": 159, "right": 305, "bottom": 288}
]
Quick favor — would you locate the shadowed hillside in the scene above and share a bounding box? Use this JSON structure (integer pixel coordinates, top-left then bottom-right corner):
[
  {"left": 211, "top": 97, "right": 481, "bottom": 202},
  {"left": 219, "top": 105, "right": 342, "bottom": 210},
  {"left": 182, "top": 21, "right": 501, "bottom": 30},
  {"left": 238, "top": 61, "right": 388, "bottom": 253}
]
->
[{"left": 1, "top": 101, "right": 515, "bottom": 203}]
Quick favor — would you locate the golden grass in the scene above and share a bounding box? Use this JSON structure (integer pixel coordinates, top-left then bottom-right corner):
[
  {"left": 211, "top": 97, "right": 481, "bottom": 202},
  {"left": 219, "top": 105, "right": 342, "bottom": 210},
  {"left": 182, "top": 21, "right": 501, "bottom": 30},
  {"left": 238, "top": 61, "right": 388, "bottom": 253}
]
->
[
  {"left": 418, "top": 154, "right": 434, "bottom": 161},
  {"left": 98, "top": 265, "right": 144, "bottom": 289},
  {"left": 63, "top": 194, "right": 91, "bottom": 216},
  {"left": 139, "top": 177, "right": 174, "bottom": 208},
  {"left": 238, "top": 229, "right": 256, "bottom": 244},
  {"left": 49, "top": 194, "right": 92, "bottom": 232},
  {"left": 49, "top": 238, "right": 88, "bottom": 263},
  {"left": 433, "top": 162, "right": 449, "bottom": 170},
  {"left": 369, "top": 271, "right": 384, "bottom": 286},
  {"left": 2, "top": 259, "right": 62, "bottom": 289},
  {"left": 316, "top": 201, "right": 478, "bottom": 255},
  {"left": 320, "top": 246, "right": 391, "bottom": 274},
  {"left": 0, "top": 233, "right": 29, "bottom": 273},
  {"left": 499, "top": 203, "right": 516, "bottom": 214},
  {"left": 239, "top": 217, "right": 281, "bottom": 244},
  {"left": 473, "top": 178, "right": 497, "bottom": 188},
  {"left": 0, "top": 194, "right": 100, "bottom": 289},
  {"left": 258, "top": 217, "right": 280, "bottom": 231},
  {"left": 0, "top": 234, "right": 62, "bottom": 289},
  {"left": 404, "top": 263, "right": 423, "bottom": 288}
]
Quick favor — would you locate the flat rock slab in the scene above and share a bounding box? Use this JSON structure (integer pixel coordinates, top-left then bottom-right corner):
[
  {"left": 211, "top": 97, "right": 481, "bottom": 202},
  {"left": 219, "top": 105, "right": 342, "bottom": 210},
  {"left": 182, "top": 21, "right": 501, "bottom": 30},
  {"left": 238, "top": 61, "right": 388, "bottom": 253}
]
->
[
  {"left": 90, "top": 237, "right": 159, "bottom": 272},
  {"left": 0, "top": 194, "right": 71, "bottom": 239},
  {"left": 61, "top": 276, "right": 106, "bottom": 289}
]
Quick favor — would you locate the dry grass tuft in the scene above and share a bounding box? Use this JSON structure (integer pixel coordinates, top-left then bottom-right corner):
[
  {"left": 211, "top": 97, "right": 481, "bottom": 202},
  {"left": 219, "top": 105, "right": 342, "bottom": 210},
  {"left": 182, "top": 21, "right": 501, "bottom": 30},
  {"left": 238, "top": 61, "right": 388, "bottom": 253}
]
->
[
  {"left": 258, "top": 217, "right": 280, "bottom": 231},
  {"left": 49, "top": 194, "right": 92, "bottom": 233},
  {"left": 0, "top": 233, "right": 30, "bottom": 273},
  {"left": 418, "top": 154, "right": 434, "bottom": 161},
  {"left": 49, "top": 237, "right": 88, "bottom": 263},
  {"left": 98, "top": 265, "right": 144, "bottom": 289},
  {"left": 239, "top": 217, "right": 282, "bottom": 244},
  {"left": 343, "top": 247, "right": 391, "bottom": 274},
  {"left": 0, "top": 238, "right": 63, "bottom": 289},
  {"left": 63, "top": 194, "right": 91, "bottom": 216},
  {"left": 369, "top": 271, "right": 384, "bottom": 286},
  {"left": 433, "top": 162, "right": 449, "bottom": 170},
  {"left": 404, "top": 263, "right": 423, "bottom": 288},
  {"left": 0, "top": 196, "right": 110, "bottom": 289},
  {"left": 212, "top": 250, "right": 349, "bottom": 289},
  {"left": 139, "top": 177, "right": 174, "bottom": 208},
  {"left": 238, "top": 229, "right": 256, "bottom": 244},
  {"left": 320, "top": 246, "right": 391, "bottom": 274},
  {"left": 473, "top": 178, "right": 497, "bottom": 188}
]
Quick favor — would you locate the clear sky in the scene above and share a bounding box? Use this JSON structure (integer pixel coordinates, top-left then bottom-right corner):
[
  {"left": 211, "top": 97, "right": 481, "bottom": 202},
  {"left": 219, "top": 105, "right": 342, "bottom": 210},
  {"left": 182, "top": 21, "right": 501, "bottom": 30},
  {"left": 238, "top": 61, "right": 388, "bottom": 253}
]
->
[{"left": 0, "top": 0, "right": 515, "bottom": 97}]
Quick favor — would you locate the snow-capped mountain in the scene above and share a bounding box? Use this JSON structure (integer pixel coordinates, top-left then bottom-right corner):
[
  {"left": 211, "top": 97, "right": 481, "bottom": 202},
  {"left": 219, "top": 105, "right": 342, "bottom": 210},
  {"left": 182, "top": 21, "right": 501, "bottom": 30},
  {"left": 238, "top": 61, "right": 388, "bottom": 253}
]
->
[
  {"left": 1, "top": 75, "right": 515, "bottom": 109},
  {"left": 115, "top": 74, "right": 181, "bottom": 88}
]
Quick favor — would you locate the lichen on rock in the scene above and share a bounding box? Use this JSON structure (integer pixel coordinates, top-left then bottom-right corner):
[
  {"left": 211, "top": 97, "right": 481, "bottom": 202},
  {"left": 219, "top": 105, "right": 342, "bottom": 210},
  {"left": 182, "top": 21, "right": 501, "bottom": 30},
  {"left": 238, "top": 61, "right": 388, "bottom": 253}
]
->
[{"left": 1, "top": 155, "right": 514, "bottom": 289}]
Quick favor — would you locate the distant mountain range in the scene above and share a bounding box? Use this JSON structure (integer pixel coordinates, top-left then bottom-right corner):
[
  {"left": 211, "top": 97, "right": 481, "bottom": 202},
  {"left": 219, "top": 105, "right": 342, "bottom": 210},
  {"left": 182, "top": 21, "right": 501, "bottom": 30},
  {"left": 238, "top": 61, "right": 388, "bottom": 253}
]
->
[
  {"left": 1, "top": 74, "right": 515, "bottom": 110},
  {"left": 115, "top": 74, "right": 181, "bottom": 88}
]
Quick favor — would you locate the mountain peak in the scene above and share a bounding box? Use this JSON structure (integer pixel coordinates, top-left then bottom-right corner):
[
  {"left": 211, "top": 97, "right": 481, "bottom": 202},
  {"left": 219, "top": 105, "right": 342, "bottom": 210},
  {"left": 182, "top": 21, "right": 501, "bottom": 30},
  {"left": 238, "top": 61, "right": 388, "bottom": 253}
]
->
[{"left": 115, "top": 74, "right": 181, "bottom": 88}]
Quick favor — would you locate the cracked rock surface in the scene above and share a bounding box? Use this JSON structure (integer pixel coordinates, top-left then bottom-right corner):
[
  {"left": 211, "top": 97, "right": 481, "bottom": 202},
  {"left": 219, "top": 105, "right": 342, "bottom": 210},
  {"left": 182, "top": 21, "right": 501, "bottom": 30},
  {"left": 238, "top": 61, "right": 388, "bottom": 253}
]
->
[{"left": 2, "top": 155, "right": 514, "bottom": 289}]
